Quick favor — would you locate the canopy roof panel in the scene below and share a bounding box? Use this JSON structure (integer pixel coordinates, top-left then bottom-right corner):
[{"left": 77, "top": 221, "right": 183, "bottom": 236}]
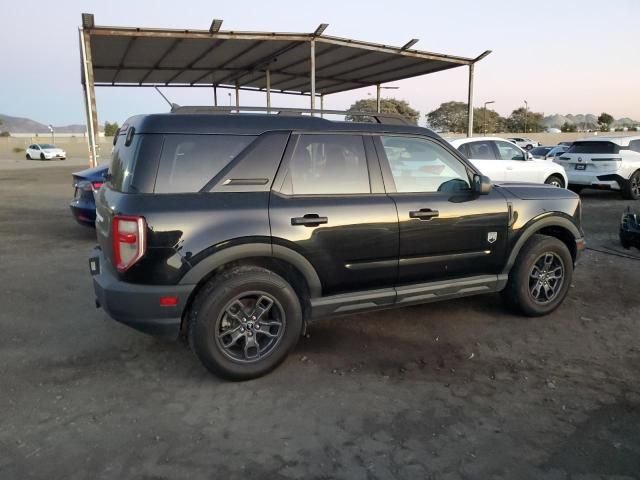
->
[{"left": 85, "top": 18, "right": 490, "bottom": 95}]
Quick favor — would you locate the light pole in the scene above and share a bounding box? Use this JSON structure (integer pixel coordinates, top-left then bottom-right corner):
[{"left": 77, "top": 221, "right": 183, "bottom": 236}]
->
[
  {"left": 47, "top": 124, "right": 55, "bottom": 144},
  {"left": 483, "top": 101, "right": 495, "bottom": 135},
  {"left": 370, "top": 85, "right": 399, "bottom": 113},
  {"left": 524, "top": 100, "right": 529, "bottom": 134}
]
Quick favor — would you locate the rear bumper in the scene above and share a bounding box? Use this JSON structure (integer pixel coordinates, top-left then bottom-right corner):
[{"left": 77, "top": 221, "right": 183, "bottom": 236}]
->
[
  {"left": 566, "top": 170, "right": 624, "bottom": 190},
  {"left": 90, "top": 248, "right": 194, "bottom": 337},
  {"left": 69, "top": 200, "right": 96, "bottom": 226}
]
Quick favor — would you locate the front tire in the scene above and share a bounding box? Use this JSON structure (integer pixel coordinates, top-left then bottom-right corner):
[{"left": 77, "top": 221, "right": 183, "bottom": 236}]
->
[
  {"left": 26, "top": 154, "right": 31, "bottom": 160},
  {"left": 188, "top": 266, "right": 303, "bottom": 380},
  {"left": 502, "top": 235, "right": 573, "bottom": 316},
  {"left": 40, "top": 153, "right": 45, "bottom": 160},
  {"left": 545, "top": 175, "right": 565, "bottom": 188},
  {"left": 622, "top": 170, "right": 640, "bottom": 200}
]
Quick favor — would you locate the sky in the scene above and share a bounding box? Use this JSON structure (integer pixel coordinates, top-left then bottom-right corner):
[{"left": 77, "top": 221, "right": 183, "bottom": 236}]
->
[{"left": 1, "top": 0, "right": 639, "bottom": 126}]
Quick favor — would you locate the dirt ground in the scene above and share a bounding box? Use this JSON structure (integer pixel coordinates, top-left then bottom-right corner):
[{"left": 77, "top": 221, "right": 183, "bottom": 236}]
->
[{"left": 1, "top": 165, "right": 639, "bottom": 480}]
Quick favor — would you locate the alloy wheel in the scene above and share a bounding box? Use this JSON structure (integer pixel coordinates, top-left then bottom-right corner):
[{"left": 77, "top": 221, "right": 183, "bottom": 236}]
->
[
  {"left": 215, "top": 291, "right": 285, "bottom": 363},
  {"left": 528, "top": 252, "right": 565, "bottom": 304}
]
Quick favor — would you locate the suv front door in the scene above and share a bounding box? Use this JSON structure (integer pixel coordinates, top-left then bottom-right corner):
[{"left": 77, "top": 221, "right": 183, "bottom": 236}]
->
[
  {"left": 494, "top": 140, "right": 542, "bottom": 183},
  {"left": 270, "top": 133, "right": 399, "bottom": 296},
  {"left": 374, "top": 135, "right": 509, "bottom": 286}
]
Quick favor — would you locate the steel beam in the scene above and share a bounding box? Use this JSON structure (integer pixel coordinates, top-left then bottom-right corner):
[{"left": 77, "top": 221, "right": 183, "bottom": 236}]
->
[
  {"left": 467, "top": 63, "right": 474, "bottom": 137},
  {"left": 111, "top": 36, "right": 137, "bottom": 84},
  {"left": 192, "top": 40, "right": 265, "bottom": 85},
  {"left": 139, "top": 38, "right": 182, "bottom": 84},
  {"left": 165, "top": 39, "right": 224, "bottom": 84},
  {"left": 79, "top": 28, "right": 99, "bottom": 167},
  {"left": 235, "top": 82, "right": 239, "bottom": 107},
  {"left": 376, "top": 83, "right": 381, "bottom": 113},
  {"left": 310, "top": 39, "right": 316, "bottom": 110},
  {"left": 266, "top": 69, "right": 271, "bottom": 112}
]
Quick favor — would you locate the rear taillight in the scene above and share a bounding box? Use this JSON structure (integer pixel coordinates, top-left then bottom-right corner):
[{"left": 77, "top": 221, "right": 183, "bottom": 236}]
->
[
  {"left": 112, "top": 215, "right": 146, "bottom": 272},
  {"left": 82, "top": 181, "right": 104, "bottom": 192}
]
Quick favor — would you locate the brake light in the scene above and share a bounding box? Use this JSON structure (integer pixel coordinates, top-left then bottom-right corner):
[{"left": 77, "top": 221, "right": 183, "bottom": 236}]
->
[
  {"left": 112, "top": 215, "right": 146, "bottom": 272},
  {"left": 82, "top": 181, "right": 104, "bottom": 192}
]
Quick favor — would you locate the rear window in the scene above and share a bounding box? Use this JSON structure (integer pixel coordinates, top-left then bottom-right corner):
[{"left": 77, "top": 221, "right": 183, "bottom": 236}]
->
[
  {"left": 109, "top": 135, "right": 141, "bottom": 192},
  {"left": 567, "top": 141, "right": 619, "bottom": 154},
  {"left": 155, "top": 134, "right": 256, "bottom": 193}
]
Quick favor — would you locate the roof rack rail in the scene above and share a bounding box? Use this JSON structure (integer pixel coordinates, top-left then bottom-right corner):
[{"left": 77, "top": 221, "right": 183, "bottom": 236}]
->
[{"left": 170, "top": 105, "right": 412, "bottom": 125}]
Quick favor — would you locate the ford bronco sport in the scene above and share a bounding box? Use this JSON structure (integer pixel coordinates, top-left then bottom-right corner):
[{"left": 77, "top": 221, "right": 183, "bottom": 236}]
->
[{"left": 90, "top": 108, "right": 585, "bottom": 380}]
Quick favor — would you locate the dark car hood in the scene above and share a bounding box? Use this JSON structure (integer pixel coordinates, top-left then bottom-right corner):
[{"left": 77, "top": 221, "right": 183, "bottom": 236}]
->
[
  {"left": 72, "top": 164, "right": 109, "bottom": 182},
  {"left": 495, "top": 182, "right": 579, "bottom": 200}
]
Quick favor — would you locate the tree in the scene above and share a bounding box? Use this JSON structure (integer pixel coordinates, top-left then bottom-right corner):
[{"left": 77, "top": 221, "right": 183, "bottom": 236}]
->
[
  {"left": 473, "top": 107, "right": 506, "bottom": 134},
  {"left": 426, "top": 101, "right": 469, "bottom": 133},
  {"left": 560, "top": 121, "right": 577, "bottom": 133},
  {"left": 506, "top": 107, "right": 545, "bottom": 133},
  {"left": 345, "top": 98, "right": 419, "bottom": 124},
  {"left": 104, "top": 121, "right": 120, "bottom": 137},
  {"left": 597, "top": 112, "right": 614, "bottom": 131}
]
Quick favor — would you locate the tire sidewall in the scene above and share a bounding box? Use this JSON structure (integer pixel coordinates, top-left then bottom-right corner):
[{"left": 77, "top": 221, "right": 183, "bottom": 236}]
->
[
  {"left": 545, "top": 175, "right": 565, "bottom": 189},
  {"left": 191, "top": 269, "right": 302, "bottom": 380}
]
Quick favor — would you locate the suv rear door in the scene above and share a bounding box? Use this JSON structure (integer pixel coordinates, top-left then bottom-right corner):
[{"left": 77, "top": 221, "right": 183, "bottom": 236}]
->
[
  {"left": 374, "top": 135, "right": 509, "bottom": 286},
  {"left": 269, "top": 133, "right": 399, "bottom": 296}
]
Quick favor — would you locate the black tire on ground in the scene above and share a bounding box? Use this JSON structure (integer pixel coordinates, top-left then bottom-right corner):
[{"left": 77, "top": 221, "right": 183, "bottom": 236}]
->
[
  {"left": 188, "top": 265, "right": 303, "bottom": 380},
  {"left": 26, "top": 154, "right": 31, "bottom": 160},
  {"left": 568, "top": 185, "right": 584, "bottom": 194},
  {"left": 40, "top": 153, "right": 45, "bottom": 160},
  {"left": 526, "top": 144, "right": 534, "bottom": 151},
  {"left": 621, "top": 170, "right": 640, "bottom": 200},
  {"left": 544, "top": 175, "right": 565, "bottom": 188},
  {"left": 501, "top": 234, "right": 573, "bottom": 317}
]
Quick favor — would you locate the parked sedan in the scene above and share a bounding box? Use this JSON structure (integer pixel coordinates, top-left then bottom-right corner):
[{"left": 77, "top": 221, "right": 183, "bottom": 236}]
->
[
  {"left": 69, "top": 165, "right": 108, "bottom": 226},
  {"left": 507, "top": 137, "right": 539, "bottom": 150},
  {"left": 26, "top": 143, "right": 66, "bottom": 160},
  {"left": 449, "top": 137, "right": 568, "bottom": 187}
]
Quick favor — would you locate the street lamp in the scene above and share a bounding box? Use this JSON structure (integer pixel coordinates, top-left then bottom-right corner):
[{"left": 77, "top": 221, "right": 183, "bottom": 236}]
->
[
  {"left": 524, "top": 100, "right": 529, "bottom": 134},
  {"left": 483, "top": 101, "right": 495, "bottom": 135}
]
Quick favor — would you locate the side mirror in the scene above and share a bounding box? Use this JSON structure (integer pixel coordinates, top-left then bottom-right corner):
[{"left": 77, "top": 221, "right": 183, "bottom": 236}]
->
[{"left": 472, "top": 174, "right": 492, "bottom": 195}]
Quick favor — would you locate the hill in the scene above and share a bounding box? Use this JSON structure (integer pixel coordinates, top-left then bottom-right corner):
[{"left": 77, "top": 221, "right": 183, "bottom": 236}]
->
[
  {"left": 543, "top": 113, "right": 639, "bottom": 129},
  {"left": 0, "top": 114, "right": 102, "bottom": 134}
]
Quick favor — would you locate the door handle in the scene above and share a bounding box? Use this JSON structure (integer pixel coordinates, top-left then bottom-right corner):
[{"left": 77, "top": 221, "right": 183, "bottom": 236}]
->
[
  {"left": 409, "top": 208, "right": 439, "bottom": 220},
  {"left": 291, "top": 214, "right": 328, "bottom": 227}
]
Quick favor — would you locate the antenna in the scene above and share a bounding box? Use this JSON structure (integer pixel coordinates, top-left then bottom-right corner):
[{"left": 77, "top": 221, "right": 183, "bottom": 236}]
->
[{"left": 154, "top": 86, "right": 180, "bottom": 110}]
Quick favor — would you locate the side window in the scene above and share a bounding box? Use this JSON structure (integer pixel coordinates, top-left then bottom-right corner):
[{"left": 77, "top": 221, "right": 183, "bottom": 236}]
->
[
  {"left": 288, "top": 134, "right": 370, "bottom": 195},
  {"left": 456, "top": 143, "right": 470, "bottom": 158},
  {"left": 155, "top": 134, "right": 255, "bottom": 193},
  {"left": 495, "top": 141, "right": 525, "bottom": 161},
  {"left": 465, "top": 141, "right": 497, "bottom": 160},
  {"left": 629, "top": 140, "right": 640, "bottom": 153},
  {"left": 380, "top": 136, "right": 470, "bottom": 193}
]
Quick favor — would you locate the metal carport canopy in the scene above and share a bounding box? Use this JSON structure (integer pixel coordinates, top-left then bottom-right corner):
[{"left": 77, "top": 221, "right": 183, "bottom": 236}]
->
[{"left": 79, "top": 13, "right": 490, "bottom": 166}]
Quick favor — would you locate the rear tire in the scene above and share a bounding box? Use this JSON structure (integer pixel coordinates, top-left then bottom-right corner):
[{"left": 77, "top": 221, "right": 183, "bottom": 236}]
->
[
  {"left": 188, "top": 266, "right": 303, "bottom": 380},
  {"left": 502, "top": 234, "right": 573, "bottom": 317},
  {"left": 544, "top": 175, "right": 565, "bottom": 188},
  {"left": 622, "top": 170, "right": 640, "bottom": 200}
]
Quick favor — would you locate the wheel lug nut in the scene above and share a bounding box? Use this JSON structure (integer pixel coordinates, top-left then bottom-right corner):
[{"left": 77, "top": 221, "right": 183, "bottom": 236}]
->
[
  {"left": 256, "top": 324, "right": 260, "bottom": 329},
  {"left": 248, "top": 332, "right": 253, "bottom": 337},
  {"left": 240, "top": 328, "right": 245, "bottom": 332}
]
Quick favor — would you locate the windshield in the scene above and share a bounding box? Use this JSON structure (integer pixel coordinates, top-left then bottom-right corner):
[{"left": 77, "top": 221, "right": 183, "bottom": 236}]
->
[
  {"left": 38, "top": 144, "right": 56, "bottom": 149},
  {"left": 530, "top": 147, "right": 551, "bottom": 156},
  {"left": 567, "top": 141, "right": 619, "bottom": 154}
]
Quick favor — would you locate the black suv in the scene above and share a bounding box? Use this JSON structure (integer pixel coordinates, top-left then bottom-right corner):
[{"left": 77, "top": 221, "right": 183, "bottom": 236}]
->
[{"left": 90, "top": 110, "right": 585, "bottom": 380}]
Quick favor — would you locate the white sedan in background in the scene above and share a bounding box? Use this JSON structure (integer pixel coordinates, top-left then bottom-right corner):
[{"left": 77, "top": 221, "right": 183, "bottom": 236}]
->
[
  {"left": 25, "top": 143, "right": 66, "bottom": 160},
  {"left": 449, "top": 137, "right": 568, "bottom": 188},
  {"left": 506, "top": 137, "right": 539, "bottom": 150}
]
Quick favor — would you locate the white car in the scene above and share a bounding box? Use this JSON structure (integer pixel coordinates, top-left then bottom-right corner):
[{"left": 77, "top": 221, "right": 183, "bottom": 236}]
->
[
  {"left": 449, "top": 137, "right": 568, "bottom": 187},
  {"left": 507, "top": 137, "right": 539, "bottom": 150},
  {"left": 25, "top": 143, "right": 66, "bottom": 160},
  {"left": 554, "top": 136, "right": 640, "bottom": 199}
]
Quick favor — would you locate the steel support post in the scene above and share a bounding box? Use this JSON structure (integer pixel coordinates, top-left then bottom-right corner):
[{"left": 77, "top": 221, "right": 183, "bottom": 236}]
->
[
  {"left": 310, "top": 40, "right": 316, "bottom": 112},
  {"left": 266, "top": 69, "right": 271, "bottom": 112},
  {"left": 235, "top": 82, "right": 240, "bottom": 108},
  {"left": 376, "top": 84, "right": 381, "bottom": 113},
  {"left": 213, "top": 85, "right": 218, "bottom": 106},
  {"left": 79, "top": 28, "right": 99, "bottom": 167},
  {"left": 467, "top": 64, "right": 474, "bottom": 137}
]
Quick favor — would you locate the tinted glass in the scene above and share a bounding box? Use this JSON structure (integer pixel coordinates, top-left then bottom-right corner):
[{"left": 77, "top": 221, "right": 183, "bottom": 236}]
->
[
  {"left": 628, "top": 140, "right": 640, "bottom": 153},
  {"left": 495, "top": 141, "right": 525, "bottom": 161},
  {"left": 109, "top": 134, "right": 141, "bottom": 192},
  {"left": 530, "top": 147, "right": 551, "bottom": 156},
  {"left": 465, "top": 141, "right": 497, "bottom": 160},
  {"left": 381, "top": 136, "right": 470, "bottom": 193},
  {"left": 566, "top": 141, "right": 620, "bottom": 154},
  {"left": 456, "top": 143, "right": 470, "bottom": 158},
  {"left": 289, "top": 134, "right": 370, "bottom": 195},
  {"left": 39, "top": 144, "right": 55, "bottom": 148},
  {"left": 155, "top": 134, "right": 255, "bottom": 193}
]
